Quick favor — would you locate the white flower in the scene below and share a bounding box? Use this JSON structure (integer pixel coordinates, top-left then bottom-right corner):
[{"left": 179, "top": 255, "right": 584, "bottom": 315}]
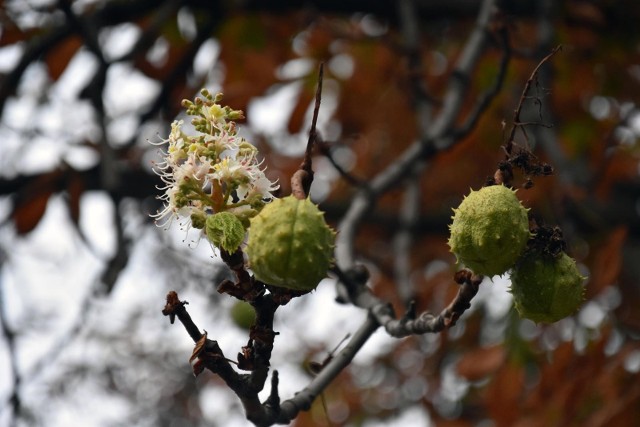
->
[
  {"left": 151, "top": 93, "right": 279, "bottom": 235},
  {"left": 166, "top": 120, "right": 188, "bottom": 164},
  {"left": 212, "top": 130, "right": 241, "bottom": 156},
  {"left": 203, "top": 104, "right": 227, "bottom": 126},
  {"left": 236, "top": 161, "right": 279, "bottom": 203},
  {"left": 249, "top": 172, "right": 279, "bottom": 200},
  {"left": 211, "top": 157, "right": 250, "bottom": 185}
]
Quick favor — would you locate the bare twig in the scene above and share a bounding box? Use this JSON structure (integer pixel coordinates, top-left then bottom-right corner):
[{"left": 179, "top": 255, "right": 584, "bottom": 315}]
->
[
  {"left": 162, "top": 291, "right": 271, "bottom": 422},
  {"left": 333, "top": 265, "right": 482, "bottom": 337},
  {"left": 291, "top": 63, "right": 324, "bottom": 200},
  {"left": 505, "top": 45, "right": 562, "bottom": 153},
  {"left": 317, "top": 140, "right": 368, "bottom": 188},
  {"left": 490, "top": 46, "right": 560, "bottom": 187},
  {"left": 275, "top": 315, "right": 379, "bottom": 423},
  {"left": 383, "top": 270, "right": 483, "bottom": 337},
  {"left": 529, "top": 1, "right": 574, "bottom": 187},
  {"left": 162, "top": 291, "right": 203, "bottom": 342}
]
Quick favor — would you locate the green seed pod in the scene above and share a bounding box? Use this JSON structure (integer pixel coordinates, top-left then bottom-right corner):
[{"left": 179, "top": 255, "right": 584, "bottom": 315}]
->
[
  {"left": 246, "top": 196, "right": 335, "bottom": 292},
  {"left": 511, "top": 251, "right": 586, "bottom": 323},
  {"left": 230, "top": 301, "right": 256, "bottom": 330},
  {"left": 448, "top": 185, "right": 530, "bottom": 277}
]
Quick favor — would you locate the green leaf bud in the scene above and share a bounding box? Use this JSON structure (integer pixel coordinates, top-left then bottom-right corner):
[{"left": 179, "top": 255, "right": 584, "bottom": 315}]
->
[{"left": 205, "top": 212, "right": 246, "bottom": 253}]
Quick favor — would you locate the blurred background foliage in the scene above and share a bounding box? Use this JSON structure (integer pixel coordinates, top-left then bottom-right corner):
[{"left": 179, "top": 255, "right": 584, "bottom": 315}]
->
[{"left": 1, "top": 0, "right": 640, "bottom": 426}]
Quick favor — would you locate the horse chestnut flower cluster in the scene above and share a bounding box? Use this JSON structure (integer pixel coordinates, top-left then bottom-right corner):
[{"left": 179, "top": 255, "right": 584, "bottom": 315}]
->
[
  {"left": 153, "top": 91, "right": 336, "bottom": 294},
  {"left": 152, "top": 90, "right": 279, "bottom": 252}
]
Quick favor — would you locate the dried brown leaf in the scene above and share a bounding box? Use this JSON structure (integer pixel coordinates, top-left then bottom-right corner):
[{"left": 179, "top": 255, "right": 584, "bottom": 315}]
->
[{"left": 189, "top": 330, "right": 208, "bottom": 364}]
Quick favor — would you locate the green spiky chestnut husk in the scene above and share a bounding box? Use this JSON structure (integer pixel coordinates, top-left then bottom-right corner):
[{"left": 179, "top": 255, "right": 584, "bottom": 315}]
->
[
  {"left": 448, "top": 185, "right": 530, "bottom": 276},
  {"left": 246, "top": 196, "right": 335, "bottom": 291},
  {"left": 510, "top": 251, "right": 586, "bottom": 323}
]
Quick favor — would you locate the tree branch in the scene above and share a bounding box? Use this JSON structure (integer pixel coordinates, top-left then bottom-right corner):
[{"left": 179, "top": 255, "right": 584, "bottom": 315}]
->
[
  {"left": 275, "top": 314, "right": 379, "bottom": 423},
  {"left": 383, "top": 270, "right": 483, "bottom": 337},
  {"left": 454, "top": 20, "right": 511, "bottom": 139},
  {"left": 162, "top": 291, "right": 270, "bottom": 421},
  {"left": 335, "top": 0, "right": 498, "bottom": 271},
  {"left": 391, "top": 0, "right": 435, "bottom": 306}
]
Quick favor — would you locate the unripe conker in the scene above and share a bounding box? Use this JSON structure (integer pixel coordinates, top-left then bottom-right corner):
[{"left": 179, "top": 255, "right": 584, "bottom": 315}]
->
[
  {"left": 448, "top": 185, "right": 530, "bottom": 277},
  {"left": 230, "top": 301, "right": 256, "bottom": 330},
  {"left": 510, "top": 251, "right": 586, "bottom": 323},
  {"left": 246, "top": 196, "right": 335, "bottom": 292}
]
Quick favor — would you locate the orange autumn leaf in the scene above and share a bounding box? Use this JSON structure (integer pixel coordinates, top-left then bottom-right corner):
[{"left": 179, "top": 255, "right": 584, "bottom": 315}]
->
[
  {"left": 588, "top": 226, "right": 627, "bottom": 295},
  {"left": 13, "top": 188, "right": 53, "bottom": 235},
  {"left": 12, "top": 170, "right": 65, "bottom": 235},
  {"left": 45, "top": 35, "right": 83, "bottom": 80},
  {"left": 484, "top": 361, "right": 526, "bottom": 426},
  {"left": 456, "top": 344, "right": 506, "bottom": 381}
]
